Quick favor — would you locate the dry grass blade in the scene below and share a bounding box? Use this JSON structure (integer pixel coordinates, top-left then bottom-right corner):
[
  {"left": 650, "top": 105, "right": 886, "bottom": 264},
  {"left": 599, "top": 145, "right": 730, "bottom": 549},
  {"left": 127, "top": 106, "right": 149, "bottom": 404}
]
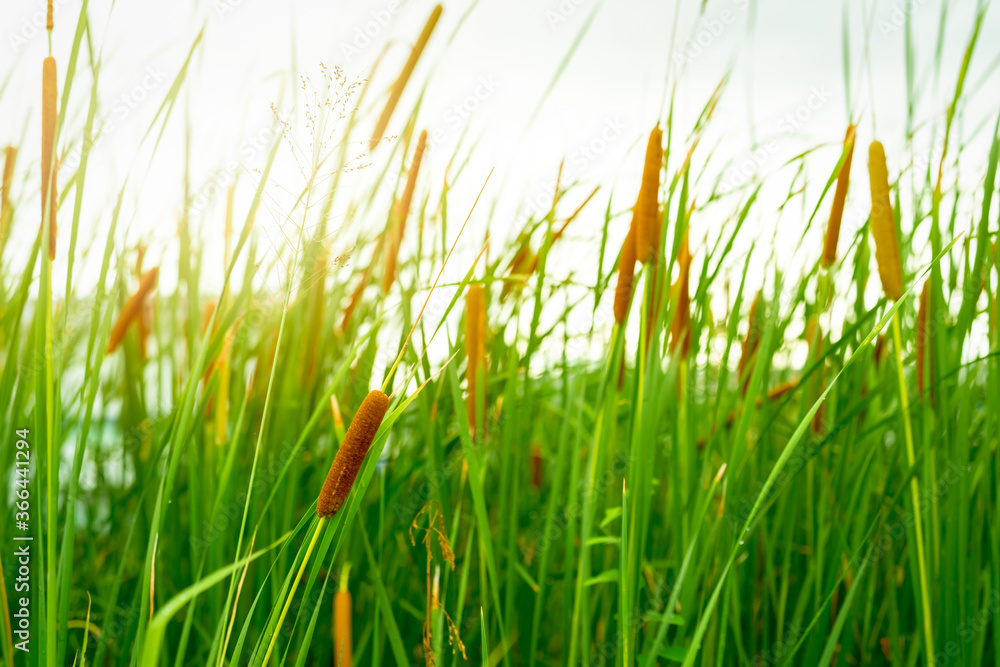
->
[
  {"left": 868, "top": 140, "right": 904, "bottom": 301},
  {"left": 369, "top": 5, "right": 443, "bottom": 151},
  {"left": 822, "top": 124, "right": 856, "bottom": 268}
]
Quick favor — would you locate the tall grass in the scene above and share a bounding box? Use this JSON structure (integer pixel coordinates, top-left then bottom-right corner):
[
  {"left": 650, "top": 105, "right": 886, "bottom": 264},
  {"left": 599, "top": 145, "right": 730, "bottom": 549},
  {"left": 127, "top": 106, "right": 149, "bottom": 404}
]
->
[{"left": 1, "top": 2, "right": 999, "bottom": 667}]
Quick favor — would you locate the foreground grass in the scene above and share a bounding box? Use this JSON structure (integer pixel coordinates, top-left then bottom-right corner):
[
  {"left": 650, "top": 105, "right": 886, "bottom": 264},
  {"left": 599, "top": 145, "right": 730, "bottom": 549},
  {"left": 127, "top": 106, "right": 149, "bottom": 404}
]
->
[{"left": 1, "top": 2, "right": 1000, "bottom": 666}]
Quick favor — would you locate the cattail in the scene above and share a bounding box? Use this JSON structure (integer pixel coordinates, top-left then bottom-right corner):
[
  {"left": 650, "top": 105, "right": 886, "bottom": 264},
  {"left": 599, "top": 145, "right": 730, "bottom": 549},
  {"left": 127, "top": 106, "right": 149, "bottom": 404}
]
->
[
  {"left": 916, "top": 279, "right": 933, "bottom": 402},
  {"left": 764, "top": 378, "right": 799, "bottom": 402},
  {"left": 334, "top": 585, "right": 353, "bottom": 667},
  {"left": 868, "top": 141, "right": 904, "bottom": 301},
  {"left": 613, "top": 209, "right": 638, "bottom": 324},
  {"left": 822, "top": 124, "right": 856, "bottom": 267},
  {"left": 634, "top": 126, "right": 663, "bottom": 264},
  {"left": 465, "top": 284, "right": 487, "bottom": 439},
  {"left": 738, "top": 291, "right": 763, "bottom": 394},
  {"left": 317, "top": 390, "right": 390, "bottom": 517},
  {"left": 383, "top": 130, "right": 427, "bottom": 292},
  {"left": 46, "top": 0, "right": 53, "bottom": 31},
  {"left": 669, "top": 230, "right": 691, "bottom": 357},
  {"left": 106, "top": 267, "right": 159, "bottom": 354},
  {"left": 42, "top": 56, "right": 58, "bottom": 261},
  {"left": 501, "top": 243, "right": 537, "bottom": 301},
  {"left": 531, "top": 443, "right": 543, "bottom": 490},
  {"left": 1, "top": 146, "right": 16, "bottom": 253},
  {"left": 369, "top": 5, "right": 442, "bottom": 151}
]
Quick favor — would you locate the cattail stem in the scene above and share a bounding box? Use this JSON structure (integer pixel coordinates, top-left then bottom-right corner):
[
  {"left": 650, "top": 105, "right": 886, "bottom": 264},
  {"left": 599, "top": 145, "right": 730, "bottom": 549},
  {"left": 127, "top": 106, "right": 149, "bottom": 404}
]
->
[
  {"left": 890, "top": 316, "right": 935, "bottom": 664},
  {"left": 261, "top": 518, "right": 325, "bottom": 666}
]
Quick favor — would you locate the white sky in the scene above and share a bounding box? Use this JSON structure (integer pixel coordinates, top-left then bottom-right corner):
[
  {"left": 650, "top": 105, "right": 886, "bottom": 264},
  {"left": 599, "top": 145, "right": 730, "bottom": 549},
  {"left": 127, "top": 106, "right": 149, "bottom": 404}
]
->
[{"left": 2, "top": 0, "right": 999, "bottom": 363}]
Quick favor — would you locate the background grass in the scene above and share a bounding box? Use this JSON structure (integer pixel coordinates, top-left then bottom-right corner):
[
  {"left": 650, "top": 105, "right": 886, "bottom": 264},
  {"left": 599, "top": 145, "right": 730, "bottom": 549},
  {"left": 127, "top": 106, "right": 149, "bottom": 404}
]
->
[{"left": 1, "top": 1, "right": 1000, "bottom": 666}]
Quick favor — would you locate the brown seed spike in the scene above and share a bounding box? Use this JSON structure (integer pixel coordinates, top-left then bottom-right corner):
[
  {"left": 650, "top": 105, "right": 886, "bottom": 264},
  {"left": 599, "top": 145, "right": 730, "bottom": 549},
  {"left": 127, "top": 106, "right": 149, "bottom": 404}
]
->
[
  {"left": 369, "top": 5, "right": 442, "bottom": 151},
  {"left": 1, "top": 146, "right": 17, "bottom": 253},
  {"left": 383, "top": 129, "right": 428, "bottom": 293},
  {"left": 316, "top": 390, "right": 389, "bottom": 518},
  {"left": 916, "top": 279, "right": 933, "bottom": 402},
  {"left": 334, "top": 588, "right": 353, "bottom": 667},
  {"left": 822, "top": 124, "right": 856, "bottom": 268},
  {"left": 669, "top": 230, "right": 691, "bottom": 357},
  {"left": 635, "top": 125, "right": 663, "bottom": 264},
  {"left": 42, "top": 56, "right": 58, "bottom": 260},
  {"left": 868, "top": 140, "right": 904, "bottom": 301},
  {"left": 106, "top": 267, "right": 159, "bottom": 354},
  {"left": 613, "top": 207, "right": 638, "bottom": 324}
]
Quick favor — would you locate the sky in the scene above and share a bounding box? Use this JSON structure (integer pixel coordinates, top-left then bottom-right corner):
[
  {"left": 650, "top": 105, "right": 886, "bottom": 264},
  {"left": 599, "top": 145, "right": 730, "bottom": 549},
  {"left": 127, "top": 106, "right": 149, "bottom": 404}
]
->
[{"left": 2, "top": 0, "right": 999, "bottom": 361}]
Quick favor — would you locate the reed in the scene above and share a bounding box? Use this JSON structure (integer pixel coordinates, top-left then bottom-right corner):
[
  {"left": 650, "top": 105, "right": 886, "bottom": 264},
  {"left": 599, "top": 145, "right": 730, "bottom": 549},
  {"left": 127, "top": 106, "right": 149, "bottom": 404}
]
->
[
  {"left": 383, "top": 129, "right": 428, "bottom": 292},
  {"left": 822, "top": 124, "right": 856, "bottom": 267},
  {"left": 316, "top": 390, "right": 390, "bottom": 517},
  {"left": 635, "top": 126, "right": 663, "bottom": 264},
  {"left": 613, "top": 209, "right": 638, "bottom": 324},
  {"left": 369, "top": 5, "right": 443, "bottom": 151},
  {"left": 334, "top": 568, "right": 353, "bottom": 667},
  {"left": 868, "top": 140, "right": 904, "bottom": 300},
  {"left": 465, "top": 284, "right": 487, "bottom": 439},
  {"left": 106, "top": 267, "right": 159, "bottom": 354},
  {"left": 669, "top": 230, "right": 691, "bottom": 356},
  {"left": 42, "top": 56, "right": 58, "bottom": 261},
  {"left": 0, "top": 146, "right": 15, "bottom": 254}
]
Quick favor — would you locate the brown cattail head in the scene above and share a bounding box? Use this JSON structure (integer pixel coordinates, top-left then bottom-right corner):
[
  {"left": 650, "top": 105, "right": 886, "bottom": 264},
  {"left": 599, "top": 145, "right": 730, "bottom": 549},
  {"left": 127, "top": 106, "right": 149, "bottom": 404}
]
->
[
  {"left": 822, "top": 124, "right": 856, "bottom": 268},
  {"left": 334, "top": 588, "right": 353, "bottom": 667},
  {"left": 765, "top": 377, "right": 799, "bottom": 402},
  {"left": 915, "top": 279, "right": 933, "bottom": 402},
  {"left": 530, "top": 443, "right": 543, "bottom": 490},
  {"left": 634, "top": 125, "right": 663, "bottom": 264},
  {"left": 669, "top": 230, "right": 692, "bottom": 357},
  {"left": 317, "top": 390, "right": 390, "bottom": 517},
  {"left": 383, "top": 130, "right": 428, "bottom": 292},
  {"left": 46, "top": 0, "right": 54, "bottom": 31},
  {"left": 868, "top": 140, "right": 904, "bottom": 301},
  {"left": 369, "top": 5, "right": 442, "bottom": 151},
  {"left": 106, "top": 267, "right": 159, "bottom": 354},
  {"left": 42, "top": 56, "right": 58, "bottom": 261},
  {"left": 1, "top": 146, "right": 16, "bottom": 252},
  {"left": 465, "top": 284, "right": 487, "bottom": 439},
  {"left": 613, "top": 208, "right": 638, "bottom": 324}
]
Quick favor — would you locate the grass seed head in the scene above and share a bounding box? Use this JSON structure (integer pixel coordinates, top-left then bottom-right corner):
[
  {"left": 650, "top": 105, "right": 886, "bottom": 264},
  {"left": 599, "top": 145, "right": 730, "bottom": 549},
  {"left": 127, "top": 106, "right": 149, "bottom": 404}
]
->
[
  {"left": 635, "top": 125, "right": 663, "bottom": 264},
  {"left": 868, "top": 140, "right": 904, "bottom": 301},
  {"left": 106, "top": 267, "right": 159, "bottom": 354},
  {"left": 613, "top": 208, "right": 638, "bottom": 324},
  {"left": 822, "top": 124, "right": 856, "bottom": 268},
  {"left": 42, "top": 56, "right": 58, "bottom": 260},
  {"left": 369, "top": 5, "right": 442, "bottom": 151},
  {"left": 317, "top": 390, "right": 390, "bottom": 518}
]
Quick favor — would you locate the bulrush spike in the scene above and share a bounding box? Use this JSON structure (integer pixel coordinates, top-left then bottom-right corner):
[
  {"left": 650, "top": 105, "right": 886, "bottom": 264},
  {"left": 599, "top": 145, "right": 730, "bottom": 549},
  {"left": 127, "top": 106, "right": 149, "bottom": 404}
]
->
[
  {"left": 1, "top": 146, "right": 16, "bottom": 253},
  {"left": 106, "top": 267, "right": 160, "bottom": 354},
  {"left": 383, "top": 130, "right": 428, "bottom": 292},
  {"left": 669, "top": 230, "right": 692, "bottom": 357},
  {"left": 316, "top": 390, "right": 390, "bottom": 517},
  {"left": 42, "top": 56, "right": 58, "bottom": 260},
  {"left": 868, "top": 140, "right": 904, "bottom": 301},
  {"left": 635, "top": 126, "right": 663, "bottom": 264},
  {"left": 369, "top": 5, "right": 442, "bottom": 151},
  {"left": 822, "top": 124, "right": 856, "bottom": 268},
  {"left": 613, "top": 207, "right": 638, "bottom": 324},
  {"left": 465, "top": 284, "right": 487, "bottom": 440},
  {"left": 334, "top": 573, "right": 353, "bottom": 667}
]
